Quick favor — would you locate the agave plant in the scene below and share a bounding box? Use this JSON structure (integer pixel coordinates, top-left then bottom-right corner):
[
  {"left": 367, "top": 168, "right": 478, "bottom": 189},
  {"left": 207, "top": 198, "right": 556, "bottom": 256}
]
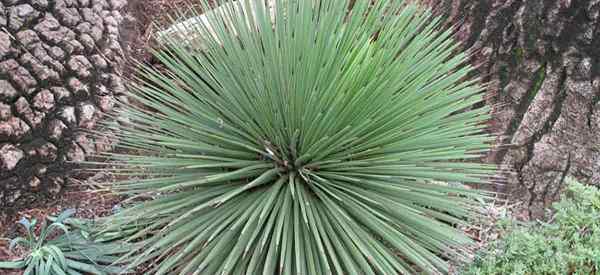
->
[
  {"left": 0, "top": 210, "right": 128, "bottom": 275},
  {"left": 98, "top": 0, "right": 496, "bottom": 274}
]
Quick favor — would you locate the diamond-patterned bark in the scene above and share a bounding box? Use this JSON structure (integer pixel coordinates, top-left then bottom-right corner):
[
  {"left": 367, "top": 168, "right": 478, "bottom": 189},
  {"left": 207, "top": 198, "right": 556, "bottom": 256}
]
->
[{"left": 0, "top": 0, "right": 127, "bottom": 209}]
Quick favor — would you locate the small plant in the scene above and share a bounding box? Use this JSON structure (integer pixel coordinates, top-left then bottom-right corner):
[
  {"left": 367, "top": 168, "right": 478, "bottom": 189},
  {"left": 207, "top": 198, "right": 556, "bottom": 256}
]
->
[
  {"left": 95, "top": 0, "right": 496, "bottom": 274},
  {"left": 464, "top": 178, "right": 600, "bottom": 275},
  {"left": 0, "top": 209, "right": 128, "bottom": 275}
]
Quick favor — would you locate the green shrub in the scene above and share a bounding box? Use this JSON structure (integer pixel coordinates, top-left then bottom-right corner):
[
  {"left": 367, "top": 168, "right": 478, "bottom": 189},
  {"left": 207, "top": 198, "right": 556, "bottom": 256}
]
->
[
  {"left": 0, "top": 210, "right": 128, "bottom": 275},
  {"left": 96, "top": 0, "right": 495, "bottom": 274},
  {"left": 464, "top": 178, "right": 600, "bottom": 275}
]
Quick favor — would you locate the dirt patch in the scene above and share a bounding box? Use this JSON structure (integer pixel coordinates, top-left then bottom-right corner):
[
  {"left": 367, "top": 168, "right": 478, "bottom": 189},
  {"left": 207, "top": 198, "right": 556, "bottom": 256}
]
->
[
  {"left": 0, "top": 173, "right": 121, "bottom": 254},
  {"left": 121, "top": 0, "right": 205, "bottom": 72}
]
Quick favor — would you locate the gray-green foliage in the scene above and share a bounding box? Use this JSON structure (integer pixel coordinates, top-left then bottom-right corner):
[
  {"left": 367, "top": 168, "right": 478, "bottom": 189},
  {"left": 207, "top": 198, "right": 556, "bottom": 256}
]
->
[
  {"left": 95, "top": 0, "right": 496, "bottom": 274},
  {"left": 0, "top": 210, "right": 128, "bottom": 275},
  {"left": 464, "top": 178, "right": 600, "bottom": 275}
]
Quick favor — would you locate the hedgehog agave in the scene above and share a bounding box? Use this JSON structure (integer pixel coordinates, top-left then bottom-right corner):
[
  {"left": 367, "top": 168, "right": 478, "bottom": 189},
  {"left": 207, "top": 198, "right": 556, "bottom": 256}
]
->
[{"left": 96, "top": 0, "right": 496, "bottom": 274}]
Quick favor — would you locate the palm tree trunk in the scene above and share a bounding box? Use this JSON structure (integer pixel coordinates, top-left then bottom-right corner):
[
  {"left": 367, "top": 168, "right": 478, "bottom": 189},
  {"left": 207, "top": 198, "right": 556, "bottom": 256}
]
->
[{"left": 0, "top": 0, "right": 127, "bottom": 210}]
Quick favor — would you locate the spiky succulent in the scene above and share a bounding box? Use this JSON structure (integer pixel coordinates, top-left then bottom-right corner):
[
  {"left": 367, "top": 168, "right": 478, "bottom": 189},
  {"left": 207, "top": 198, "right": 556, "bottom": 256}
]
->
[
  {"left": 98, "top": 0, "right": 496, "bottom": 274},
  {"left": 0, "top": 210, "right": 128, "bottom": 275}
]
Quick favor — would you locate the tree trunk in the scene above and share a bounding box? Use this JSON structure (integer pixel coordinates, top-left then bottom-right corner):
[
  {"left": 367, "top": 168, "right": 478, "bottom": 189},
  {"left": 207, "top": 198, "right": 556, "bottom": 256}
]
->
[
  {"left": 0, "top": 0, "right": 127, "bottom": 210},
  {"left": 424, "top": 0, "right": 600, "bottom": 218}
]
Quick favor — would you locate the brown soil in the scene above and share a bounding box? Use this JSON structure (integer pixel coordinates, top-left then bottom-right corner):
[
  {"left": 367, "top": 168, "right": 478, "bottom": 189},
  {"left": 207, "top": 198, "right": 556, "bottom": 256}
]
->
[
  {"left": 0, "top": 173, "right": 121, "bottom": 261},
  {"left": 122, "top": 0, "right": 206, "bottom": 73}
]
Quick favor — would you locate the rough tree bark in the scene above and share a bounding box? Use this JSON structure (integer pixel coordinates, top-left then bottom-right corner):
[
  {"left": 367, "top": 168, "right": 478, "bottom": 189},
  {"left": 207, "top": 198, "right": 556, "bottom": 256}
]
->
[
  {"left": 423, "top": 0, "right": 600, "bottom": 218},
  {"left": 0, "top": 0, "right": 127, "bottom": 210}
]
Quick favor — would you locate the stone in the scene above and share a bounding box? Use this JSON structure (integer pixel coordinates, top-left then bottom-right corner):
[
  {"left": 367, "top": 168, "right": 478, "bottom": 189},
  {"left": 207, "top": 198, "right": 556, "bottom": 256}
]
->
[{"left": 156, "top": 0, "right": 276, "bottom": 50}]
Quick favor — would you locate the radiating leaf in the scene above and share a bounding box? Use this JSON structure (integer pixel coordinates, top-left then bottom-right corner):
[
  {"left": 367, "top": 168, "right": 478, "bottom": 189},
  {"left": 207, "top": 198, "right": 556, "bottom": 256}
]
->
[{"left": 93, "top": 0, "right": 497, "bottom": 274}]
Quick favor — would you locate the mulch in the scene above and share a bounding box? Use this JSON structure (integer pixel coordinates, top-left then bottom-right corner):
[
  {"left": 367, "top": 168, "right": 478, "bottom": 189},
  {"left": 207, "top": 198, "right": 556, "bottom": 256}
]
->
[
  {"left": 121, "top": 0, "right": 207, "bottom": 72},
  {"left": 0, "top": 173, "right": 122, "bottom": 259}
]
